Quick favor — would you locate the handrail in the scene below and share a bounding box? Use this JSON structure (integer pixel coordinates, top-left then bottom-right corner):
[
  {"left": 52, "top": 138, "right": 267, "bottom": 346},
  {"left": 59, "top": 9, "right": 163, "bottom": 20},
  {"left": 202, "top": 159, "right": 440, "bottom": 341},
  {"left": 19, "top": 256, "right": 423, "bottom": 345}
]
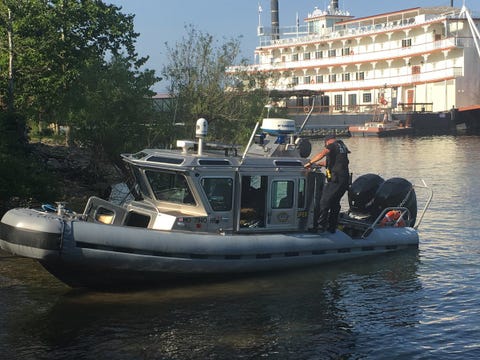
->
[
  {"left": 413, "top": 179, "right": 433, "bottom": 230},
  {"left": 361, "top": 206, "right": 411, "bottom": 239},
  {"left": 360, "top": 179, "right": 432, "bottom": 237},
  {"left": 298, "top": 97, "right": 315, "bottom": 134}
]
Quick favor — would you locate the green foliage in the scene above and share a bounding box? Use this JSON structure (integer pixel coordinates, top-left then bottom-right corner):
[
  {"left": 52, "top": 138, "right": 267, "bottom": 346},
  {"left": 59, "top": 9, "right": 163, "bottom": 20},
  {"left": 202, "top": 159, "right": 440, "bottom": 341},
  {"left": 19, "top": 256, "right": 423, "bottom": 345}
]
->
[
  {"left": 162, "top": 25, "right": 272, "bottom": 146},
  {"left": 0, "top": 0, "right": 160, "bottom": 205},
  {"left": 73, "top": 55, "right": 158, "bottom": 162},
  {"left": 0, "top": 0, "right": 156, "bottom": 135},
  {"left": 0, "top": 112, "right": 58, "bottom": 203}
]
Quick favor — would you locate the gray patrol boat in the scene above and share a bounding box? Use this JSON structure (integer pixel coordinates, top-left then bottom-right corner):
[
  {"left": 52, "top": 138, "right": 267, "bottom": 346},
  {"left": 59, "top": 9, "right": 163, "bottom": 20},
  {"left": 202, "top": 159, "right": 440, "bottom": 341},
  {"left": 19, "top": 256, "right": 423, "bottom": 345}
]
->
[{"left": 0, "top": 117, "right": 431, "bottom": 288}]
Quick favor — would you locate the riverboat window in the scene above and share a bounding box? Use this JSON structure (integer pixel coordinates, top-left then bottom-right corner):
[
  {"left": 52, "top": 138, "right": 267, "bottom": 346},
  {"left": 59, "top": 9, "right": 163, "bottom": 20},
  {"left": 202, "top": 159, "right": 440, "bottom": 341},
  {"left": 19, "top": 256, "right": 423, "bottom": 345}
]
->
[
  {"left": 363, "top": 93, "right": 372, "bottom": 103},
  {"left": 342, "top": 47, "right": 350, "bottom": 56},
  {"left": 402, "top": 38, "right": 412, "bottom": 48},
  {"left": 304, "top": 76, "right": 311, "bottom": 85},
  {"left": 271, "top": 180, "right": 294, "bottom": 209},
  {"left": 292, "top": 76, "right": 299, "bottom": 85},
  {"left": 145, "top": 170, "right": 195, "bottom": 205},
  {"left": 342, "top": 73, "right": 350, "bottom": 81},
  {"left": 328, "top": 49, "right": 336, "bottom": 57},
  {"left": 292, "top": 54, "right": 299, "bottom": 61},
  {"left": 412, "top": 65, "right": 421, "bottom": 75},
  {"left": 329, "top": 74, "right": 336, "bottom": 83},
  {"left": 356, "top": 72, "right": 365, "bottom": 80},
  {"left": 334, "top": 95, "right": 343, "bottom": 111},
  {"left": 316, "top": 75, "right": 323, "bottom": 84},
  {"left": 315, "top": 51, "right": 323, "bottom": 59},
  {"left": 348, "top": 94, "right": 357, "bottom": 111},
  {"left": 201, "top": 177, "right": 233, "bottom": 212},
  {"left": 304, "top": 52, "right": 311, "bottom": 60}
]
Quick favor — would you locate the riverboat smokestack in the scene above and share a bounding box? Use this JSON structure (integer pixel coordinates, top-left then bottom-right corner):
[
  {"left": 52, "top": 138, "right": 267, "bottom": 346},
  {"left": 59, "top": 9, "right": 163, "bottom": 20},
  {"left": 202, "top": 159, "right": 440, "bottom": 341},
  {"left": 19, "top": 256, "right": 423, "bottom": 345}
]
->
[{"left": 271, "top": 0, "right": 279, "bottom": 40}]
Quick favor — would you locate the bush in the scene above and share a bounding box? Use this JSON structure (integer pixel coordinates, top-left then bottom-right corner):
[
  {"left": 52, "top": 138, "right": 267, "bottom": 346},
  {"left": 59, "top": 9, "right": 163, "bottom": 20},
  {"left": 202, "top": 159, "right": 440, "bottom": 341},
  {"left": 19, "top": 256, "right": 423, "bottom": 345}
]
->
[{"left": 0, "top": 112, "right": 59, "bottom": 214}]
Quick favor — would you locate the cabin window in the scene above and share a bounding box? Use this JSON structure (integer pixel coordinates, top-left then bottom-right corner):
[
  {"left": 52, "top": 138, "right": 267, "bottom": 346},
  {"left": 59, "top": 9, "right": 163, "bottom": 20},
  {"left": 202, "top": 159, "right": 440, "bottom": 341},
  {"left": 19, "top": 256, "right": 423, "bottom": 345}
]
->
[
  {"left": 124, "top": 212, "right": 150, "bottom": 228},
  {"left": 240, "top": 175, "right": 267, "bottom": 228},
  {"left": 315, "top": 51, "right": 323, "bottom": 59},
  {"left": 145, "top": 170, "right": 195, "bottom": 205},
  {"left": 298, "top": 179, "right": 306, "bottom": 209},
  {"left": 363, "top": 93, "right": 372, "bottom": 103},
  {"left": 95, "top": 207, "right": 115, "bottom": 224},
  {"left": 131, "top": 167, "right": 150, "bottom": 198},
  {"left": 201, "top": 177, "right": 233, "bottom": 211},
  {"left": 271, "top": 180, "right": 294, "bottom": 209}
]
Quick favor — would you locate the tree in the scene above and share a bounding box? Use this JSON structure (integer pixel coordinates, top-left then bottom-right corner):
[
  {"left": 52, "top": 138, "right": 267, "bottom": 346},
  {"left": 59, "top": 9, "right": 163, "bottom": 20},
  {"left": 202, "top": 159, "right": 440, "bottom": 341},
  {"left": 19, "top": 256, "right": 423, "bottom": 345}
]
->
[
  {"left": 162, "top": 25, "right": 272, "bottom": 145},
  {"left": 0, "top": 0, "right": 160, "bottom": 205},
  {"left": 0, "top": 0, "right": 153, "bottom": 145},
  {"left": 74, "top": 54, "right": 157, "bottom": 170}
]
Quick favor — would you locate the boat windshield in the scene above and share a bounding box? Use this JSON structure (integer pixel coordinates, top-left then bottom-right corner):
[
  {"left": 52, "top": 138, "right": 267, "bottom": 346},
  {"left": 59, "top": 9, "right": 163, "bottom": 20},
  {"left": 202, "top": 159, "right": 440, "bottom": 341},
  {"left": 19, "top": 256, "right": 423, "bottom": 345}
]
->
[{"left": 145, "top": 170, "right": 195, "bottom": 205}]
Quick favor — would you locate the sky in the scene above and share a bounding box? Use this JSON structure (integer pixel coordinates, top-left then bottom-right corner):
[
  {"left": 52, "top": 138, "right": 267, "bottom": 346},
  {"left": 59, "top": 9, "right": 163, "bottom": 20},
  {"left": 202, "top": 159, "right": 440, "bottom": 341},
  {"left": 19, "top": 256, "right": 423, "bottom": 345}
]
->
[{"left": 107, "top": 0, "right": 478, "bottom": 92}]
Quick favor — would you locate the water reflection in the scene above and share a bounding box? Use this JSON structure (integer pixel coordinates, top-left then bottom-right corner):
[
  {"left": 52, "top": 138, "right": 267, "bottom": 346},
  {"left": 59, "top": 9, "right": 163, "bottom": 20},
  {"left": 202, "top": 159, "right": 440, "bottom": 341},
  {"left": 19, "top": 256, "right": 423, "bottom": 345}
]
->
[{"left": 2, "top": 249, "right": 420, "bottom": 359}]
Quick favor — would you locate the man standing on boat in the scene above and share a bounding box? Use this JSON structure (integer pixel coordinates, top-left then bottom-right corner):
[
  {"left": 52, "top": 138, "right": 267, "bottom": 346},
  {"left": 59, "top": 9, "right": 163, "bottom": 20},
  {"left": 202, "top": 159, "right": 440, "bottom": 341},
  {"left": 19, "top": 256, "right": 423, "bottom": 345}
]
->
[{"left": 304, "top": 134, "right": 350, "bottom": 233}]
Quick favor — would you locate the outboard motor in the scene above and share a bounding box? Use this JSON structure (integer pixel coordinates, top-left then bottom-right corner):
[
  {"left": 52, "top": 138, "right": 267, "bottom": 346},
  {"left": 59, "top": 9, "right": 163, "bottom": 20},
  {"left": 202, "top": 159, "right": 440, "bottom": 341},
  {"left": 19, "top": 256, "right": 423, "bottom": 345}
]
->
[
  {"left": 348, "top": 174, "right": 384, "bottom": 216},
  {"left": 371, "top": 177, "right": 417, "bottom": 226}
]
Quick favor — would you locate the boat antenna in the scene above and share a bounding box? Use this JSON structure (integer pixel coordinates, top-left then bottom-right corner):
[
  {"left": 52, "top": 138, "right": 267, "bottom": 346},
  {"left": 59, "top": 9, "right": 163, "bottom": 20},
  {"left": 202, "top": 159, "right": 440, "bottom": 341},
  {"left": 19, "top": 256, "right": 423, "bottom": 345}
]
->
[
  {"left": 241, "top": 121, "right": 261, "bottom": 162},
  {"left": 297, "top": 97, "right": 315, "bottom": 134}
]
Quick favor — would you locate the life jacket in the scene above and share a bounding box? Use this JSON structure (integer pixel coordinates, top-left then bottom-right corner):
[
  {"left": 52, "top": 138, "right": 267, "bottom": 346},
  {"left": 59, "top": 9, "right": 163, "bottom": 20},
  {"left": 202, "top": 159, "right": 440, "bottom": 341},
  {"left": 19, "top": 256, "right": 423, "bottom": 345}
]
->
[{"left": 379, "top": 210, "right": 406, "bottom": 227}]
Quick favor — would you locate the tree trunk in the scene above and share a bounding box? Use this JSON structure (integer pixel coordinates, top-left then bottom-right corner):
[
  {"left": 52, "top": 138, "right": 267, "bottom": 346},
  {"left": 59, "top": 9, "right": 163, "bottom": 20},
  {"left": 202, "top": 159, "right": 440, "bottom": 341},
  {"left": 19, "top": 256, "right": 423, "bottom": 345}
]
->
[{"left": 7, "top": 8, "right": 14, "bottom": 112}]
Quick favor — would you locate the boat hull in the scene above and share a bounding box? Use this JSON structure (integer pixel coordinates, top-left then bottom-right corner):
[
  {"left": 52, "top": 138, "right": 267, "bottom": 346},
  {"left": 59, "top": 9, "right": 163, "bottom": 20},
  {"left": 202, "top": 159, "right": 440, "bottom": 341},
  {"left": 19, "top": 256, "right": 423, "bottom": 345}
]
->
[
  {"left": 0, "top": 208, "right": 419, "bottom": 288},
  {"left": 348, "top": 126, "right": 413, "bottom": 137}
]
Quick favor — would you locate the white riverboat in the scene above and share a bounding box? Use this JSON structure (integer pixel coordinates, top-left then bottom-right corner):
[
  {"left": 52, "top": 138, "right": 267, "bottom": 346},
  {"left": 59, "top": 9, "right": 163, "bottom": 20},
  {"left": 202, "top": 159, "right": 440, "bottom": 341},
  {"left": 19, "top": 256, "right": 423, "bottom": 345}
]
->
[
  {"left": 0, "top": 118, "right": 431, "bottom": 288},
  {"left": 229, "top": 0, "right": 480, "bottom": 131}
]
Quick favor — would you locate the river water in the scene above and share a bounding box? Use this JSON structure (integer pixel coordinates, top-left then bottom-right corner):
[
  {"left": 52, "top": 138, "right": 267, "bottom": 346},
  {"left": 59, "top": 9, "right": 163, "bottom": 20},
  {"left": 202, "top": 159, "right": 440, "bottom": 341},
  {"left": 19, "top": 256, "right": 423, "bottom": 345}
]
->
[{"left": 1, "top": 135, "right": 480, "bottom": 359}]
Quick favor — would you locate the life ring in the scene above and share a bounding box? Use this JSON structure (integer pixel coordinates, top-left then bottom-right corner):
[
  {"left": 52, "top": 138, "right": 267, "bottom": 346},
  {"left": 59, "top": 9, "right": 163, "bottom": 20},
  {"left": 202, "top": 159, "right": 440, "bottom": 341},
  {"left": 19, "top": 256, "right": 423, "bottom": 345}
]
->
[
  {"left": 379, "top": 210, "right": 406, "bottom": 227},
  {"left": 380, "top": 98, "right": 388, "bottom": 105},
  {"left": 304, "top": 106, "right": 310, "bottom": 114},
  {"left": 310, "top": 79, "right": 315, "bottom": 84},
  {"left": 350, "top": 50, "right": 354, "bottom": 55}
]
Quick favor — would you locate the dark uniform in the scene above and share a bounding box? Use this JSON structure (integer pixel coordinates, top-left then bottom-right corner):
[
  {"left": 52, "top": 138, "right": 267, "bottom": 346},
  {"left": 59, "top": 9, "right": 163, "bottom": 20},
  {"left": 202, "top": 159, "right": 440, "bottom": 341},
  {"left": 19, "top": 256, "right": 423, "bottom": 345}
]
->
[{"left": 317, "top": 139, "right": 350, "bottom": 233}]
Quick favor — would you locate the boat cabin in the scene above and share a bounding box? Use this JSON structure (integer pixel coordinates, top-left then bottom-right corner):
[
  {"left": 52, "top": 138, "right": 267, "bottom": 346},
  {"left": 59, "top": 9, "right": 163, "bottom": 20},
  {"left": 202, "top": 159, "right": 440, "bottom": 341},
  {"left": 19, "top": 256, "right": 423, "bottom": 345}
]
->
[{"left": 83, "top": 119, "right": 321, "bottom": 234}]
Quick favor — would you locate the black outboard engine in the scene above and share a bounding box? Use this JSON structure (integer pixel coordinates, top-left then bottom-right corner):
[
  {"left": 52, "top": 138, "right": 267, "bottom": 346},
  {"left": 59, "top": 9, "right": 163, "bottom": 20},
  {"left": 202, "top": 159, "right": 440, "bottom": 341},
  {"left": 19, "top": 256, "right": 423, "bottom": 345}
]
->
[
  {"left": 348, "top": 174, "right": 384, "bottom": 217},
  {"left": 371, "top": 177, "right": 417, "bottom": 226}
]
